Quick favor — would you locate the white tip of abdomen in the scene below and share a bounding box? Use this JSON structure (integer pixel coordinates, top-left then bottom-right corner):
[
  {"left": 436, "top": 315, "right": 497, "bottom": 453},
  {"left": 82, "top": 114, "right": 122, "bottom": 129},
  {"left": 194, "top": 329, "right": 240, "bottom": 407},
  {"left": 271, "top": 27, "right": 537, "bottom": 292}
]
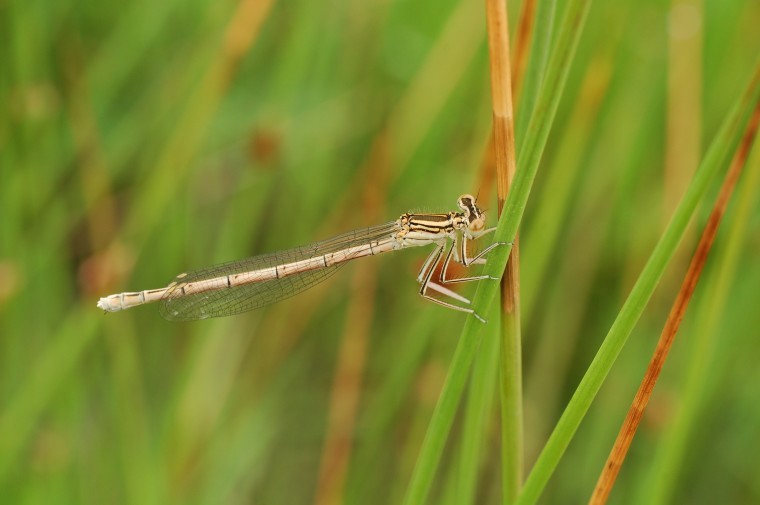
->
[{"left": 97, "top": 296, "right": 123, "bottom": 312}]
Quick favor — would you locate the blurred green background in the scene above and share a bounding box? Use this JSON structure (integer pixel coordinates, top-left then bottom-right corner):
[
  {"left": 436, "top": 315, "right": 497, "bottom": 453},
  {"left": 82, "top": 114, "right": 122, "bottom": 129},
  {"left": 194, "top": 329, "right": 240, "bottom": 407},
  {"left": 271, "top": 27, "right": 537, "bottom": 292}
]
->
[{"left": 1, "top": 0, "right": 759, "bottom": 503}]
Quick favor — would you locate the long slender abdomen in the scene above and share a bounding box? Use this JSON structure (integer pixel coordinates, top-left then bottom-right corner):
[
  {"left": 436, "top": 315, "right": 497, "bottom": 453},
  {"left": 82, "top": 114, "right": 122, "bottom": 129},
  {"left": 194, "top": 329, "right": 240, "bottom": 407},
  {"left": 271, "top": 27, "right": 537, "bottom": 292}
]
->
[{"left": 96, "top": 237, "right": 400, "bottom": 313}]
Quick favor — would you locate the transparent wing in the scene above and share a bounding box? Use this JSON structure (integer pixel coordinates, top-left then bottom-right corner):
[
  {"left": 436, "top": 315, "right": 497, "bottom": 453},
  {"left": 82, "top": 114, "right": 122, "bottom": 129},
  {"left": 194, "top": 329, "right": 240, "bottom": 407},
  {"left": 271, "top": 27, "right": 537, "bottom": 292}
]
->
[{"left": 159, "top": 222, "right": 398, "bottom": 321}]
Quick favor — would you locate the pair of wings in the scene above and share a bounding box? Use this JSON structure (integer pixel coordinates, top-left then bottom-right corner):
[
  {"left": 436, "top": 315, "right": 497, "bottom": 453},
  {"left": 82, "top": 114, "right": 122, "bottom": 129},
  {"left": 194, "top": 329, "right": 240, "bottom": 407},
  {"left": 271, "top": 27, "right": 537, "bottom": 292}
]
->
[{"left": 159, "top": 222, "right": 399, "bottom": 321}]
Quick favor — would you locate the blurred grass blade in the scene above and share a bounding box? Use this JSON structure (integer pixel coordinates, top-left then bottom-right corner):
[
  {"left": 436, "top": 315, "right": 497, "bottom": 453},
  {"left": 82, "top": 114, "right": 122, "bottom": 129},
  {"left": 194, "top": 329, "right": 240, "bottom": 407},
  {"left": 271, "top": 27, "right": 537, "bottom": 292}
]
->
[
  {"left": 402, "top": 0, "right": 592, "bottom": 503},
  {"left": 516, "top": 60, "right": 760, "bottom": 505},
  {"left": 0, "top": 307, "right": 98, "bottom": 482},
  {"left": 520, "top": 54, "right": 614, "bottom": 319},
  {"left": 514, "top": 0, "right": 556, "bottom": 150}
]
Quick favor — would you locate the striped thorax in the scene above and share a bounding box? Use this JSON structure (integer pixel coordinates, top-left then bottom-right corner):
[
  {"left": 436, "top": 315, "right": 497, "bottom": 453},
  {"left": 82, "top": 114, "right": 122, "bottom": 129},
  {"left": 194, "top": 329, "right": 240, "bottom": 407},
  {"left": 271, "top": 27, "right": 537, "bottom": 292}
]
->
[{"left": 395, "top": 193, "right": 487, "bottom": 245}]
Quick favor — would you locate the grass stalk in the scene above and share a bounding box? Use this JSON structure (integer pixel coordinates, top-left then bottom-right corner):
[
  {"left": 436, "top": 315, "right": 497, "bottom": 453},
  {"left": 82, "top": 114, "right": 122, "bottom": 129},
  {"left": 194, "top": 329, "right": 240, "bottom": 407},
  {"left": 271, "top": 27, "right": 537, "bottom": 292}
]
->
[{"left": 485, "top": 0, "right": 523, "bottom": 502}]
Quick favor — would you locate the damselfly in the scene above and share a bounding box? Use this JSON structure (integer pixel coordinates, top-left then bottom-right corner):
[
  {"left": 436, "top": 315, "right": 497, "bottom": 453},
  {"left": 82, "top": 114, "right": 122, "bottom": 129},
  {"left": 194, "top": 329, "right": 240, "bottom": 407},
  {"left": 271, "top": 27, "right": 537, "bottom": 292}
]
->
[{"left": 97, "top": 194, "right": 506, "bottom": 322}]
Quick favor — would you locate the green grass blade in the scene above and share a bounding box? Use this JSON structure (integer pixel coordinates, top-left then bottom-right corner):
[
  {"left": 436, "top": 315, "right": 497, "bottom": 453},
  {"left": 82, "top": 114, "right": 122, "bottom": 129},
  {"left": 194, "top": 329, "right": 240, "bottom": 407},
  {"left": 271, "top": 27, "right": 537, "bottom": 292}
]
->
[
  {"left": 499, "top": 306, "right": 523, "bottom": 504},
  {"left": 456, "top": 307, "right": 499, "bottom": 505},
  {"left": 515, "top": 60, "right": 760, "bottom": 505}
]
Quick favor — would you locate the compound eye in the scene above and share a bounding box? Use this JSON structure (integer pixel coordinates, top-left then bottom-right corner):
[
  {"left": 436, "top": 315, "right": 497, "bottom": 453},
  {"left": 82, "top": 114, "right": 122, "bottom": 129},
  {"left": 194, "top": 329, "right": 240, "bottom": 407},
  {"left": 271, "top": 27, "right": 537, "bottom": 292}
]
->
[{"left": 458, "top": 194, "right": 474, "bottom": 211}]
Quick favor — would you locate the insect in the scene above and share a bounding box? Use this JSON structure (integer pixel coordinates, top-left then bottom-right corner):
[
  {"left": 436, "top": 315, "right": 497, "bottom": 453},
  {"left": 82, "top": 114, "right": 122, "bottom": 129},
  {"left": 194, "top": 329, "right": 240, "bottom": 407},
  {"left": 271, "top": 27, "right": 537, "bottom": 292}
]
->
[{"left": 97, "top": 194, "right": 506, "bottom": 322}]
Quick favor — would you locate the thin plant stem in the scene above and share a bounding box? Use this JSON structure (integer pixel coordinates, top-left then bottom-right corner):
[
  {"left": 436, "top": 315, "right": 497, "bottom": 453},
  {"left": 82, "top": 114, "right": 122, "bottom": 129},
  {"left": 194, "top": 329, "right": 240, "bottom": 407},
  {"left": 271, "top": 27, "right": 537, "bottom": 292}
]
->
[{"left": 485, "top": 0, "right": 523, "bottom": 502}]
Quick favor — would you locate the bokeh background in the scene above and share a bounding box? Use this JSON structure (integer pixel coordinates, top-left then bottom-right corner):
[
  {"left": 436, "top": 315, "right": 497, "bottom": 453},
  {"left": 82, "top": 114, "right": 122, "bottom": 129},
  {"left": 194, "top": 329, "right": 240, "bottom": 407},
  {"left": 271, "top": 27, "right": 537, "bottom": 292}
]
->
[{"left": 1, "top": 0, "right": 759, "bottom": 503}]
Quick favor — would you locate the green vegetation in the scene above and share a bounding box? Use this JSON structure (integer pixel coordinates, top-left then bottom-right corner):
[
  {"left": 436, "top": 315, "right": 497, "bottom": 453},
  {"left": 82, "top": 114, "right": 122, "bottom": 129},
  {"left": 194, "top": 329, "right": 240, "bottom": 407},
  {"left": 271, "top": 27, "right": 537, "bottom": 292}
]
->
[{"left": 1, "top": 0, "right": 758, "bottom": 504}]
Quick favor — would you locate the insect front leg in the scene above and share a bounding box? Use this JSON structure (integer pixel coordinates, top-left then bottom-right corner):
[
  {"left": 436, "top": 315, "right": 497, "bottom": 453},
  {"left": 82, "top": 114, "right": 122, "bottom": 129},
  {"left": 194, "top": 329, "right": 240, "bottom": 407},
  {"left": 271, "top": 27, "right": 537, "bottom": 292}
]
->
[{"left": 417, "top": 242, "right": 487, "bottom": 322}]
